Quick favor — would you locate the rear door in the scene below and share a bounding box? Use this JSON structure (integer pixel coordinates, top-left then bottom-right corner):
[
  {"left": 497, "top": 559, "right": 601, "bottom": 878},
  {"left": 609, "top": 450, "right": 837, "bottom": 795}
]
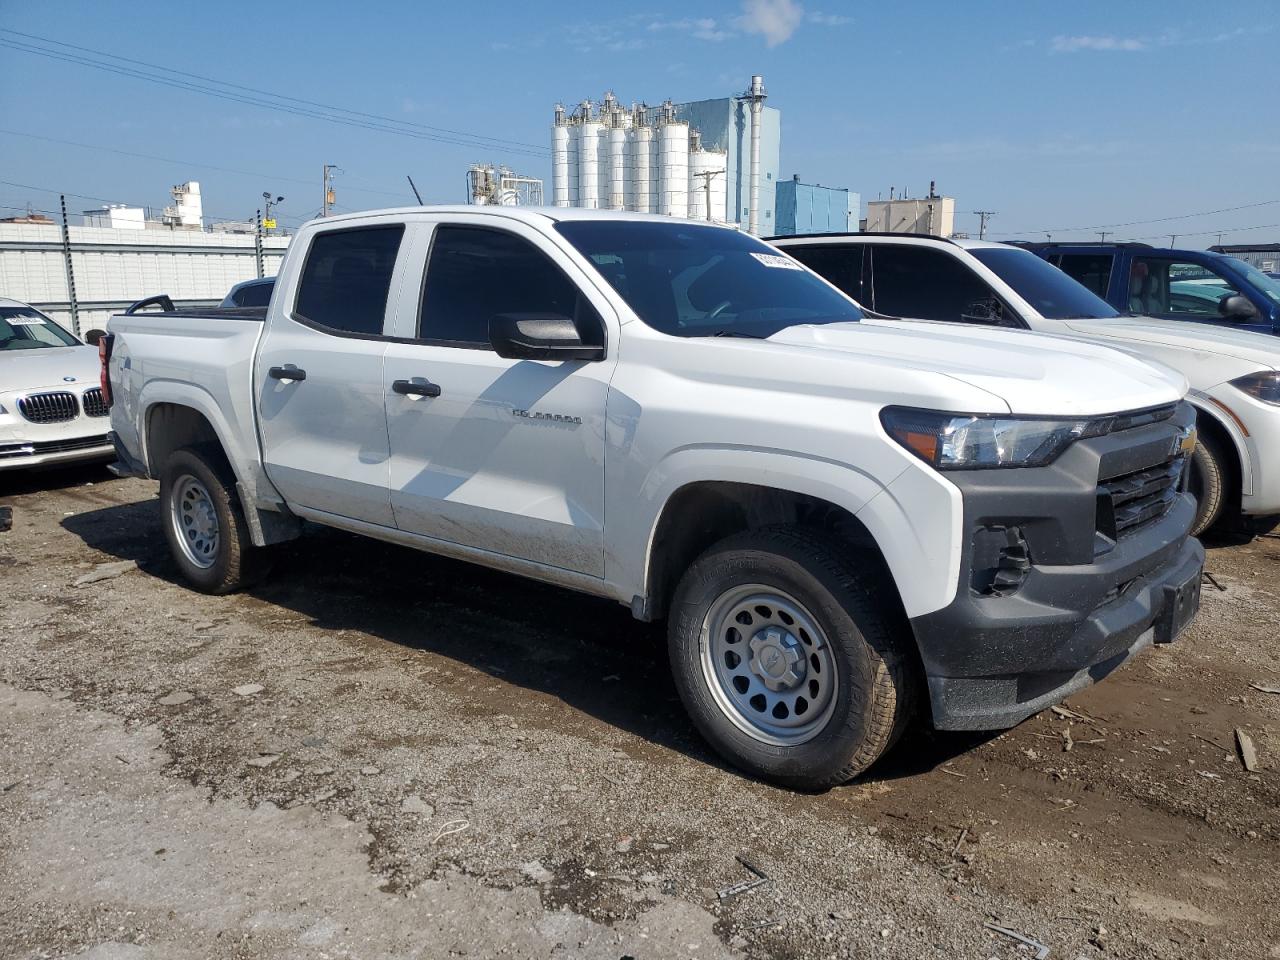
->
[
  {"left": 381, "top": 219, "right": 616, "bottom": 577},
  {"left": 256, "top": 222, "right": 409, "bottom": 526}
]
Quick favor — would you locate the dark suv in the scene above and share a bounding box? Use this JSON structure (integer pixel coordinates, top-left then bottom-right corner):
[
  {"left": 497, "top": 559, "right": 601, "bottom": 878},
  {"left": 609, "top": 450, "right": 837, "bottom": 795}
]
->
[{"left": 1018, "top": 242, "right": 1280, "bottom": 335}]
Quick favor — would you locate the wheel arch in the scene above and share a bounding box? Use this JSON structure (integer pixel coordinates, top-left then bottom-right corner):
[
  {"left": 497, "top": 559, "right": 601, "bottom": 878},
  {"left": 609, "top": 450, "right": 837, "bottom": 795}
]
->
[
  {"left": 639, "top": 479, "right": 910, "bottom": 630},
  {"left": 1187, "top": 395, "right": 1249, "bottom": 498},
  {"left": 140, "top": 390, "right": 300, "bottom": 546}
]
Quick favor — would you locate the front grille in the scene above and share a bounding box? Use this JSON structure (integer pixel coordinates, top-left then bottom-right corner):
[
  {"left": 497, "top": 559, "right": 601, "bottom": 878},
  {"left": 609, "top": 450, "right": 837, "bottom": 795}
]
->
[
  {"left": 0, "top": 434, "right": 111, "bottom": 460},
  {"left": 17, "top": 391, "right": 79, "bottom": 424},
  {"left": 1098, "top": 457, "right": 1185, "bottom": 539},
  {"left": 82, "top": 387, "right": 109, "bottom": 418}
]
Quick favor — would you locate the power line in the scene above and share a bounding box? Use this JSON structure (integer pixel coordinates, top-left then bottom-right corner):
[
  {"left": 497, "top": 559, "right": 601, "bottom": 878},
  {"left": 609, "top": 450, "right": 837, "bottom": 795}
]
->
[
  {"left": 0, "top": 128, "right": 413, "bottom": 203},
  {"left": 2, "top": 27, "right": 549, "bottom": 154},
  {"left": 999, "top": 198, "right": 1280, "bottom": 236},
  {"left": 0, "top": 176, "right": 273, "bottom": 226},
  {"left": 0, "top": 32, "right": 549, "bottom": 158}
]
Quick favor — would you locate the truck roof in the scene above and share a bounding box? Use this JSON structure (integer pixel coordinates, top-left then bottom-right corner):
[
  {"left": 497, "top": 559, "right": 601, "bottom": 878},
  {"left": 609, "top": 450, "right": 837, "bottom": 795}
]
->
[
  {"left": 769, "top": 232, "right": 1011, "bottom": 251},
  {"left": 310, "top": 205, "right": 732, "bottom": 229}
]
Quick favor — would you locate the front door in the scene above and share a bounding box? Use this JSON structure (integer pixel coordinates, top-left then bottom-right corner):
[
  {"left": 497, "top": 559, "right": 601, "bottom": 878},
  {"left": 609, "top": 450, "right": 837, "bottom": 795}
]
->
[
  {"left": 383, "top": 221, "right": 615, "bottom": 577},
  {"left": 1127, "top": 256, "right": 1270, "bottom": 332},
  {"left": 256, "top": 222, "right": 407, "bottom": 526}
]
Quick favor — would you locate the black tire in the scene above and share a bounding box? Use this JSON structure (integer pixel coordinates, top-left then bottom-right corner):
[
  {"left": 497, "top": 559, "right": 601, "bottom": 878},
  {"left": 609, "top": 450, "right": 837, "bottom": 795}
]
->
[
  {"left": 667, "top": 526, "right": 916, "bottom": 791},
  {"left": 159, "top": 446, "right": 270, "bottom": 594},
  {"left": 1188, "top": 432, "right": 1229, "bottom": 537}
]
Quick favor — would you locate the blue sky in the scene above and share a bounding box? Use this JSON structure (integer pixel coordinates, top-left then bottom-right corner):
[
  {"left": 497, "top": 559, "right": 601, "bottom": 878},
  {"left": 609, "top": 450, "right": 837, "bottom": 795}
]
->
[{"left": 1, "top": 0, "right": 1275, "bottom": 245}]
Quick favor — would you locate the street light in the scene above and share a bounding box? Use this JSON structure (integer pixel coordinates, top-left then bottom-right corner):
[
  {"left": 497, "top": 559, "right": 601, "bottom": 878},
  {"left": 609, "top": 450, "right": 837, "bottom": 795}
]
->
[{"left": 262, "top": 192, "right": 284, "bottom": 234}]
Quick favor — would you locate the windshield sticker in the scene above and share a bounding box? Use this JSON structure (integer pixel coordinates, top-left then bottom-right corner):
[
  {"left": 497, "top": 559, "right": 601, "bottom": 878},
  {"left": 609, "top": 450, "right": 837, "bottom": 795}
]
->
[
  {"left": 749, "top": 252, "right": 803, "bottom": 270},
  {"left": 6, "top": 317, "right": 46, "bottom": 325}
]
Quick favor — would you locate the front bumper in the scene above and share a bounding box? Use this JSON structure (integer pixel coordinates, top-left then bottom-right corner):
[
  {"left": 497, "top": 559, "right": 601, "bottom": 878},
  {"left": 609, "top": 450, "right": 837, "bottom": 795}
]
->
[
  {"left": 0, "top": 434, "right": 114, "bottom": 470},
  {"left": 910, "top": 402, "right": 1203, "bottom": 731}
]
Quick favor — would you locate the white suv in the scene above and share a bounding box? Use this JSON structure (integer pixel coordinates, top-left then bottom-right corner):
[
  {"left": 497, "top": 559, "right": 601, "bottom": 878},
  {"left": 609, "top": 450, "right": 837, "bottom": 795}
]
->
[{"left": 772, "top": 233, "right": 1280, "bottom": 535}]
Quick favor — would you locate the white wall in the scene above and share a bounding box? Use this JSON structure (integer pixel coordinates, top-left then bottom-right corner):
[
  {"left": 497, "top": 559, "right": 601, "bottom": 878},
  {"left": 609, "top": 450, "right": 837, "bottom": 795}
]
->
[{"left": 0, "top": 223, "right": 289, "bottom": 335}]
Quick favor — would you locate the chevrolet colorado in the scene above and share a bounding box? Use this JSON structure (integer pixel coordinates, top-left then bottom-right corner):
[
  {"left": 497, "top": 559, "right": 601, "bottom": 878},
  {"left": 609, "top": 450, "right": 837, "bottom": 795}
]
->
[{"left": 104, "top": 208, "right": 1202, "bottom": 789}]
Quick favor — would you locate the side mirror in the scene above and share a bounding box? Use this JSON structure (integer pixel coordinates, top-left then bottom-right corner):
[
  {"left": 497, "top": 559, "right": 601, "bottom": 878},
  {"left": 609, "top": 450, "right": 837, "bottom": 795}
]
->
[
  {"left": 488, "top": 313, "right": 604, "bottom": 361},
  {"left": 961, "top": 298, "right": 1015, "bottom": 327},
  {"left": 1219, "top": 294, "right": 1260, "bottom": 322},
  {"left": 83, "top": 329, "right": 107, "bottom": 346}
]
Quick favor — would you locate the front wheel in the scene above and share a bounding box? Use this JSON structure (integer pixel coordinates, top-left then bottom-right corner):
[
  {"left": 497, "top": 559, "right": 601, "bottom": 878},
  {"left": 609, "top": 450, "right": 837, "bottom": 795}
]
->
[
  {"left": 668, "top": 527, "right": 915, "bottom": 791},
  {"left": 1188, "top": 433, "right": 1230, "bottom": 536},
  {"left": 160, "top": 447, "right": 269, "bottom": 594}
]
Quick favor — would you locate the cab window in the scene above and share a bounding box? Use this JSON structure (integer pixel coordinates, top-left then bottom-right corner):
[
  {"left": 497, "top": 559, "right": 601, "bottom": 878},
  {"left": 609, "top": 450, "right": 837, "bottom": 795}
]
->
[
  {"left": 866, "top": 245, "right": 1012, "bottom": 326},
  {"left": 418, "top": 226, "right": 602, "bottom": 349},
  {"left": 294, "top": 226, "right": 404, "bottom": 336}
]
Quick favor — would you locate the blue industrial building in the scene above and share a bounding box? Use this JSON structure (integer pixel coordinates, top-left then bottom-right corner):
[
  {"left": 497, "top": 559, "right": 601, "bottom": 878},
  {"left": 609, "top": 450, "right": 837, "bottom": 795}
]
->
[
  {"left": 661, "top": 96, "right": 781, "bottom": 229},
  {"left": 773, "top": 176, "right": 860, "bottom": 236}
]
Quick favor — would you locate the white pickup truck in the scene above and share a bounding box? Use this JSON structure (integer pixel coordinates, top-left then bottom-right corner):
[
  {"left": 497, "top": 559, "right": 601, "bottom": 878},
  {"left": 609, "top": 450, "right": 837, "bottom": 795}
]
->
[{"left": 104, "top": 207, "right": 1203, "bottom": 789}]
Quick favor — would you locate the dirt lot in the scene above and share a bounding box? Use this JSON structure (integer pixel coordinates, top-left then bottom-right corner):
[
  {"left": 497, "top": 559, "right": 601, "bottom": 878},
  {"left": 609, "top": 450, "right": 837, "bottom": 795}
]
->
[{"left": 1, "top": 466, "right": 1277, "bottom": 960}]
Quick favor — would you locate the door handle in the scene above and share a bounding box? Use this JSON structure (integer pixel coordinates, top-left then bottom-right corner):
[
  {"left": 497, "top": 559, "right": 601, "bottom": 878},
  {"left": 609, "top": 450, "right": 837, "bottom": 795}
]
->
[
  {"left": 392, "top": 378, "right": 442, "bottom": 398},
  {"left": 268, "top": 365, "right": 307, "bottom": 382}
]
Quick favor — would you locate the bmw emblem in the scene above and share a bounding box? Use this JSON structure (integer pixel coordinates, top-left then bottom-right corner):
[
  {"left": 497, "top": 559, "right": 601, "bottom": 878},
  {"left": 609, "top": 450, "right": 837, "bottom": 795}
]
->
[{"left": 62, "top": 376, "right": 77, "bottom": 382}]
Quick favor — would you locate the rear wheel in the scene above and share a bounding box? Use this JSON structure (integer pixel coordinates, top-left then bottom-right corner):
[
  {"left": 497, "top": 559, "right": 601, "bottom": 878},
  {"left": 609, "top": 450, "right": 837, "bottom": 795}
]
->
[
  {"left": 1188, "top": 433, "right": 1229, "bottom": 536},
  {"left": 668, "top": 527, "right": 915, "bottom": 790},
  {"left": 160, "top": 447, "right": 269, "bottom": 593}
]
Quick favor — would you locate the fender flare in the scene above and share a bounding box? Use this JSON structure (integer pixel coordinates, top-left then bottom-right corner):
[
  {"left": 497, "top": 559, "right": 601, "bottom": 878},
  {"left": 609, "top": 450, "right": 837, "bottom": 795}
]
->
[{"left": 1186, "top": 392, "right": 1252, "bottom": 496}]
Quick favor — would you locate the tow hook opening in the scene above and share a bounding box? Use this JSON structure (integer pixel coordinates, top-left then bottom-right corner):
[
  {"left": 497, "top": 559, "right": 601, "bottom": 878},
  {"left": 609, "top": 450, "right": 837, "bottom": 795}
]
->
[{"left": 971, "top": 525, "right": 1032, "bottom": 597}]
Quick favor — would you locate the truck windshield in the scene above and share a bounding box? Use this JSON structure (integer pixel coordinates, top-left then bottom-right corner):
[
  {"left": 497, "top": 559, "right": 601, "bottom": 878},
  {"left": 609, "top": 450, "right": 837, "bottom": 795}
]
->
[
  {"left": 555, "top": 220, "right": 862, "bottom": 338},
  {"left": 0, "top": 307, "right": 80, "bottom": 350},
  {"left": 970, "top": 248, "right": 1121, "bottom": 320}
]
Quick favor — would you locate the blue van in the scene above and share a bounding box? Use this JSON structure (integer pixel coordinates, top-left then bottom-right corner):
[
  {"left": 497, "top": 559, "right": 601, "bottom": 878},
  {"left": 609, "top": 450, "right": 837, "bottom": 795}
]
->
[{"left": 1021, "top": 242, "right": 1280, "bottom": 335}]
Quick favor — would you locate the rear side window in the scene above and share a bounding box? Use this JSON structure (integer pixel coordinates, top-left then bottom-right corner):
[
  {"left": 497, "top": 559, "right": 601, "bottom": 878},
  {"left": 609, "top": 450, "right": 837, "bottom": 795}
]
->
[
  {"left": 419, "top": 226, "right": 601, "bottom": 348},
  {"left": 866, "top": 245, "right": 1000, "bottom": 323},
  {"left": 784, "top": 245, "right": 865, "bottom": 302},
  {"left": 294, "top": 226, "right": 404, "bottom": 336},
  {"left": 1056, "top": 254, "right": 1114, "bottom": 298}
]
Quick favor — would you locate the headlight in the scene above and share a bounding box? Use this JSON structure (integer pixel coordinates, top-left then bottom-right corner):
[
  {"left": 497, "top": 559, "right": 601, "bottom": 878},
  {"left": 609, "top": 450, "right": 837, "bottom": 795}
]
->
[
  {"left": 881, "top": 407, "right": 1111, "bottom": 470},
  {"left": 1230, "top": 371, "right": 1280, "bottom": 405}
]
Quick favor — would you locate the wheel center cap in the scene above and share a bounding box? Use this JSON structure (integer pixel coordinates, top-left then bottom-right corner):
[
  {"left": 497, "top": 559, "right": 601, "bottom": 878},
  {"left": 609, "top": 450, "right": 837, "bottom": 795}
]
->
[{"left": 748, "top": 627, "right": 806, "bottom": 692}]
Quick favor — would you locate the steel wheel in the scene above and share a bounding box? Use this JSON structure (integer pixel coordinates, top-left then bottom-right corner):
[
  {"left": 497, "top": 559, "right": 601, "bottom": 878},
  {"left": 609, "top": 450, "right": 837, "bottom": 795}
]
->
[
  {"left": 170, "top": 473, "right": 220, "bottom": 570},
  {"left": 699, "top": 583, "right": 839, "bottom": 746}
]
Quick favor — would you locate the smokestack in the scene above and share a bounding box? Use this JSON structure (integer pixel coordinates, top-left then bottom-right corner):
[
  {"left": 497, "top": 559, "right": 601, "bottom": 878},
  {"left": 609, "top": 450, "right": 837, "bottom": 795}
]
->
[{"left": 745, "top": 74, "right": 767, "bottom": 235}]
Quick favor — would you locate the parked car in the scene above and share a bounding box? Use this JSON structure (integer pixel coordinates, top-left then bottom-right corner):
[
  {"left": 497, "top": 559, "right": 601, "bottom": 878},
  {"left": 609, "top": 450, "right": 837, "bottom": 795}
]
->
[
  {"left": 103, "top": 208, "right": 1202, "bottom": 789},
  {"left": 220, "top": 277, "right": 275, "bottom": 309},
  {"left": 0, "top": 297, "right": 115, "bottom": 471},
  {"left": 771, "top": 233, "right": 1280, "bottom": 535},
  {"left": 1016, "top": 242, "right": 1280, "bottom": 335}
]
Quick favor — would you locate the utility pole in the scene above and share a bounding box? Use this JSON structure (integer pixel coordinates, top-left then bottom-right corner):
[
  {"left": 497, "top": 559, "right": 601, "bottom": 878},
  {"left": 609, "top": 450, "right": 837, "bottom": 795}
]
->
[
  {"left": 973, "top": 210, "right": 996, "bottom": 240},
  {"left": 1169, "top": 234, "right": 1178, "bottom": 248},
  {"left": 692, "top": 169, "right": 722, "bottom": 222},
  {"left": 1099, "top": 231, "right": 1111, "bottom": 243},
  {"left": 322, "top": 164, "right": 339, "bottom": 217},
  {"left": 254, "top": 209, "right": 264, "bottom": 279},
  {"left": 58, "top": 194, "right": 81, "bottom": 337}
]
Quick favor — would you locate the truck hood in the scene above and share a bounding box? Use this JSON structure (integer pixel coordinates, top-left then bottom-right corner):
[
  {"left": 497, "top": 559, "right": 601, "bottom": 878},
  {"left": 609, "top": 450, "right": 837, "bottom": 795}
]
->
[
  {"left": 770, "top": 319, "right": 1187, "bottom": 417},
  {"left": 0, "top": 345, "right": 99, "bottom": 393},
  {"left": 1062, "top": 316, "right": 1280, "bottom": 373}
]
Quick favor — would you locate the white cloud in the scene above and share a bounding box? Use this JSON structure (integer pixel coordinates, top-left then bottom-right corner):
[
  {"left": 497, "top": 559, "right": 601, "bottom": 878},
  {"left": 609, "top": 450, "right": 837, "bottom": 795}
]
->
[
  {"left": 1051, "top": 34, "right": 1146, "bottom": 53},
  {"left": 737, "top": 0, "right": 805, "bottom": 47},
  {"left": 808, "top": 10, "right": 851, "bottom": 26},
  {"left": 647, "top": 17, "right": 728, "bottom": 42}
]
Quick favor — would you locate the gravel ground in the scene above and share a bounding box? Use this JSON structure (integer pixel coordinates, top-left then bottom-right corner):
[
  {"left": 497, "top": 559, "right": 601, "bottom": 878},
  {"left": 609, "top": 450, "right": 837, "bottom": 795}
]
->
[{"left": 1, "top": 465, "right": 1277, "bottom": 959}]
